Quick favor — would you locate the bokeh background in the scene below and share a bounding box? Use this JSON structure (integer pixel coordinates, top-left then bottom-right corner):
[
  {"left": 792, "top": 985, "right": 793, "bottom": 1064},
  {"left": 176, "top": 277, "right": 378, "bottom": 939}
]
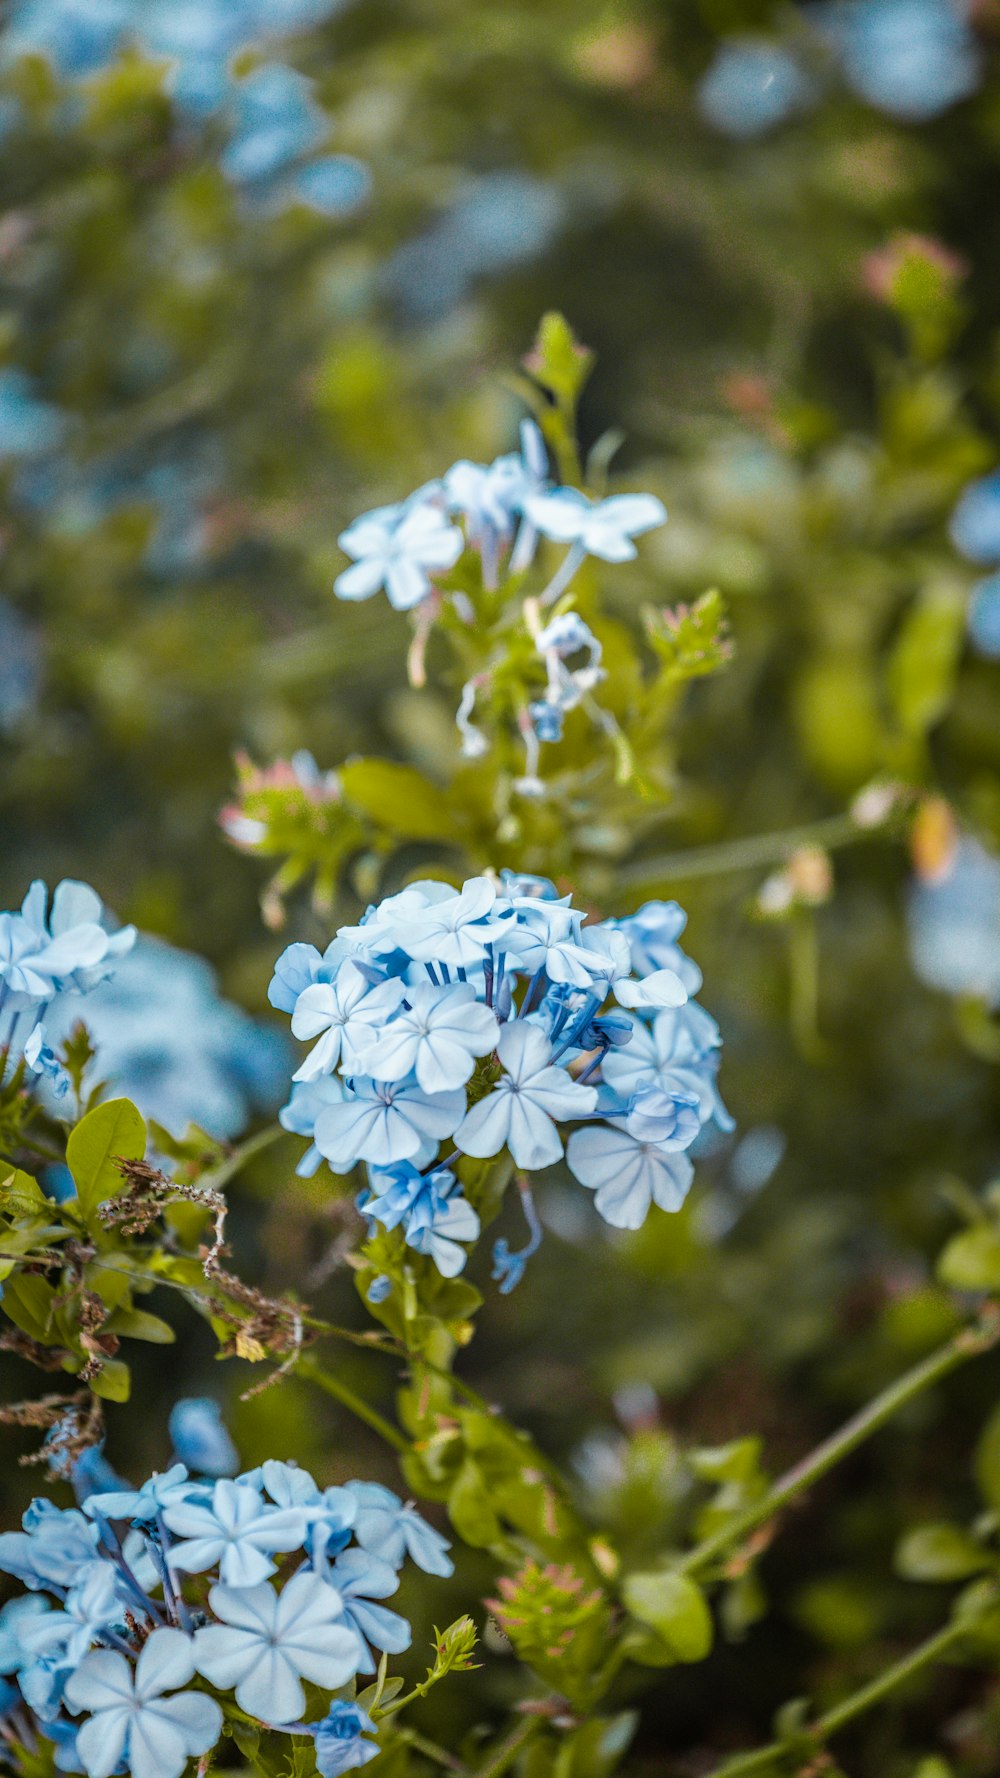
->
[{"left": 2, "top": 1, "right": 1000, "bottom": 1772}]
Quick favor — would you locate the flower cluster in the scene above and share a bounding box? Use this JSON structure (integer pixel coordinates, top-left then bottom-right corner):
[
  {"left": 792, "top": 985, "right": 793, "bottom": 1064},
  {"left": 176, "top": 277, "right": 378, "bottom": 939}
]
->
[
  {"left": 0, "top": 1451, "right": 451, "bottom": 1778},
  {"left": 0, "top": 880, "right": 136, "bottom": 1094},
  {"left": 332, "top": 423, "right": 665, "bottom": 778},
  {"left": 274, "top": 874, "right": 730, "bottom": 1277}
]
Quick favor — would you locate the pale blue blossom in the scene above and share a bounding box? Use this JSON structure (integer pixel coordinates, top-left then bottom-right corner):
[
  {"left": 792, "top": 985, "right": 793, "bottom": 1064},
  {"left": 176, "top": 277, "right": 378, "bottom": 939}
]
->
[
  {"left": 344, "top": 1483, "right": 453, "bottom": 1577},
  {"left": 457, "top": 1021, "right": 597, "bottom": 1170},
  {"left": 194, "top": 1572, "right": 361, "bottom": 1722},
  {"left": 950, "top": 470, "right": 1000, "bottom": 564},
  {"left": 698, "top": 37, "right": 814, "bottom": 138},
  {"left": 404, "top": 876, "right": 514, "bottom": 969},
  {"left": 602, "top": 1004, "right": 732, "bottom": 1132},
  {"left": 328, "top": 1549, "right": 410, "bottom": 1672},
  {"left": 312, "top": 1075, "right": 466, "bottom": 1171},
  {"left": 526, "top": 488, "right": 666, "bottom": 563},
  {"left": 168, "top": 1399, "right": 239, "bottom": 1480},
  {"left": 83, "top": 1466, "right": 193, "bottom": 1528},
  {"left": 969, "top": 574, "right": 1000, "bottom": 659},
  {"left": 567, "top": 1124, "right": 694, "bottom": 1229},
  {"left": 279, "top": 1075, "right": 346, "bottom": 1176},
  {"left": 908, "top": 837, "right": 1000, "bottom": 1007},
  {"left": 617, "top": 900, "right": 704, "bottom": 993},
  {"left": 64, "top": 1629, "right": 221, "bottom": 1778},
  {"left": 828, "top": 0, "right": 980, "bottom": 121},
  {"left": 291, "top": 968, "right": 404, "bottom": 1081},
  {"left": 624, "top": 1085, "right": 701, "bottom": 1147},
  {"left": 335, "top": 498, "right": 464, "bottom": 611},
  {"left": 162, "top": 1479, "right": 308, "bottom": 1589},
  {"left": 360, "top": 982, "right": 499, "bottom": 1093},
  {"left": 0, "top": 1501, "right": 101, "bottom": 1592}
]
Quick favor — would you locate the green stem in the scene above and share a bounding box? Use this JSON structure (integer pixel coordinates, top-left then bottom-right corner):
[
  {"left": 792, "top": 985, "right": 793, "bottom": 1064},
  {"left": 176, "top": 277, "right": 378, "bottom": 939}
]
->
[
  {"left": 706, "top": 1609, "right": 981, "bottom": 1776},
  {"left": 618, "top": 813, "right": 872, "bottom": 890},
  {"left": 197, "top": 1123, "right": 285, "bottom": 1193},
  {"left": 397, "top": 1728, "right": 466, "bottom": 1773},
  {"left": 679, "top": 1310, "right": 1000, "bottom": 1579},
  {"left": 468, "top": 1714, "right": 546, "bottom": 1778},
  {"left": 295, "top": 1354, "right": 409, "bottom": 1454}
]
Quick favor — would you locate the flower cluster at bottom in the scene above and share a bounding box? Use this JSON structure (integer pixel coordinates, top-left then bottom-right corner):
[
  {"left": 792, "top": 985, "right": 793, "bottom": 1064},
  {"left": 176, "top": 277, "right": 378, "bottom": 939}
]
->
[{"left": 0, "top": 1457, "right": 452, "bottom": 1778}]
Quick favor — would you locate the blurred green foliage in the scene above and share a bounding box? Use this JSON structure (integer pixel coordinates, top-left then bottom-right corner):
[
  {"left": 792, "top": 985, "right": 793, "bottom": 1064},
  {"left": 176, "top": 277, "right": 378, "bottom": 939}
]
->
[{"left": 2, "top": 1, "right": 1000, "bottom": 1774}]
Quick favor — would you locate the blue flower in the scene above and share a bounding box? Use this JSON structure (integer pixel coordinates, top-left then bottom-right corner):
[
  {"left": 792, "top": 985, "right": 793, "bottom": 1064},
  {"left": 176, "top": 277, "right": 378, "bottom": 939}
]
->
[
  {"left": 456, "top": 1021, "right": 598, "bottom": 1170},
  {"left": 0, "top": 368, "right": 66, "bottom": 456},
  {"left": 328, "top": 1549, "right": 410, "bottom": 1672},
  {"left": 83, "top": 1464, "right": 194, "bottom": 1529},
  {"left": 220, "top": 63, "right": 325, "bottom": 187},
  {"left": 968, "top": 574, "right": 1000, "bottom": 659},
  {"left": 312, "top": 1075, "right": 466, "bottom": 1171},
  {"left": 567, "top": 1124, "right": 695, "bottom": 1229},
  {"left": 951, "top": 471, "right": 1000, "bottom": 565},
  {"left": 193, "top": 1572, "right": 362, "bottom": 1721},
  {"left": 0, "top": 1501, "right": 101, "bottom": 1592},
  {"left": 359, "top": 982, "right": 499, "bottom": 1093},
  {"left": 697, "top": 38, "right": 814, "bottom": 138},
  {"left": 64, "top": 1628, "right": 221, "bottom": 1778},
  {"left": 335, "top": 497, "right": 464, "bottom": 611},
  {"left": 624, "top": 1085, "right": 702, "bottom": 1148},
  {"left": 279, "top": 1076, "right": 347, "bottom": 1176},
  {"left": 0, "top": 1595, "right": 51, "bottom": 1675},
  {"left": 526, "top": 488, "right": 666, "bottom": 563},
  {"left": 344, "top": 1483, "right": 453, "bottom": 1577},
  {"left": 828, "top": 0, "right": 980, "bottom": 121},
  {"left": 907, "top": 837, "right": 1000, "bottom": 1008},
  {"left": 308, "top": 1700, "right": 380, "bottom": 1777},
  {"left": 162, "top": 1479, "right": 308, "bottom": 1588},
  {"left": 617, "top": 900, "right": 704, "bottom": 993},
  {"left": 291, "top": 968, "right": 404, "bottom": 1081},
  {"left": 359, "top": 1162, "right": 481, "bottom": 1277},
  {"left": 168, "top": 1399, "right": 239, "bottom": 1479},
  {"left": 19, "top": 1566, "right": 124, "bottom": 1679}
]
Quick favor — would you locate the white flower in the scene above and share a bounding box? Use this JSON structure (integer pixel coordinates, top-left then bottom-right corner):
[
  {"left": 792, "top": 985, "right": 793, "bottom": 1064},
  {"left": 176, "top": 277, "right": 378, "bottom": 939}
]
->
[
  {"left": 194, "top": 1572, "right": 361, "bottom": 1723},
  {"left": 64, "top": 1628, "right": 221, "bottom": 1778},
  {"left": 567, "top": 1124, "right": 694, "bottom": 1228},
  {"left": 361, "top": 982, "right": 499, "bottom": 1094},
  {"left": 335, "top": 498, "right": 463, "bottom": 611},
  {"left": 525, "top": 489, "right": 666, "bottom": 562},
  {"left": 456, "top": 1021, "right": 597, "bottom": 1170}
]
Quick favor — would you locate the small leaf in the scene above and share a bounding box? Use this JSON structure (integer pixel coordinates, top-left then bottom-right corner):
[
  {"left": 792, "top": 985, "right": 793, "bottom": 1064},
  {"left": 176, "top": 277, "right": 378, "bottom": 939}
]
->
[
  {"left": 621, "top": 1572, "right": 713, "bottom": 1663},
  {"left": 66, "top": 1099, "right": 146, "bottom": 1224},
  {"left": 937, "top": 1225, "right": 1000, "bottom": 1291},
  {"left": 895, "top": 1522, "right": 991, "bottom": 1581},
  {"left": 89, "top": 1358, "right": 131, "bottom": 1402},
  {"left": 339, "top": 758, "right": 451, "bottom": 842},
  {"left": 886, "top": 582, "right": 967, "bottom": 741},
  {"left": 0, "top": 1169, "right": 50, "bottom": 1216},
  {"left": 104, "top": 1308, "right": 176, "bottom": 1344}
]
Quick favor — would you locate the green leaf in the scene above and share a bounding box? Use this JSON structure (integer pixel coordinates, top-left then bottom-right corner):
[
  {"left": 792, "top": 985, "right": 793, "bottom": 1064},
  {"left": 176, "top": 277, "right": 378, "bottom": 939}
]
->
[
  {"left": 89, "top": 1358, "right": 131, "bottom": 1402},
  {"left": 937, "top": 1225, "right": 1000, "bottom": 1291},
  {"left": 2, "top": 1273, "right": 58, "bottom": 1342},
  {"left": 448, "top": 1457, "right": 503, "bottom": 1549},
  {"left": 0, "top": 1169, "right": 50, "bottom": 1216},
  {"left": 104, "top": 1307, "right": 176, "bottom": 1343},
  {"left": 973, "top": 1401, "right": 1000, "bottom": 1513},
  {"left": 895, "top": 1522, "right": 991, "bottom": 1581},
  {"left": 621, "top": 1571, "right": 713, "bottom": 1663},
  {"left": 886, "top": 582, "right": 967, "bottom": 741},
  {"left": 525, "top": 312, "right": 595, "bottom": 405},
  {"left": 66, "top": 1098, "right": 146, "bottom": 1224},
  {"left": 230, "top": 1720, "right": 260, "bottom": 1762},
  {"left": 339, "top": 758, "right": 451, "bottom": 842}
]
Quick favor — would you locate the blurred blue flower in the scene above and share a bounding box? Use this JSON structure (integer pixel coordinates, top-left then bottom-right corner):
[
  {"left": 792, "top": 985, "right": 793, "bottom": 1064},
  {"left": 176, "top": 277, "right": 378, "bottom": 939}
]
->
[
  {"left": 968, "top": 574, "right": 1000, "bottom": 659},
  {"left": 344, "top": 1482, "right": 453, "bottom": 1577},
  {"left": 950, "top": 470, "right": 1000, "bottom": 565},
  {"left": 908, "top": 837, "right": 1000, "bottom": 1007},
  {"left": 221, "top": 63, "right": 325, "bottom": 185},
  {"left": 290, "top": 155, "right": 371, "bottom": 216},
  {"left": 385, "top": 173, "right": 562, "bottom": 321},
  {"left": 168, "top": 1399, "right": 239, "bottom": 1480},
  {"left": 0, "top": 370, "right": 66, "bottom": 457},
  {"left": 826, "top": 0, "right": 980, "bottom": 121},
  {"left": 0, "top": 600, "right": 41, "bottom": 733},
  {"left": 42, "top": 934, "right": 291, "bottom": 1140},
  {"left": 3, "top": 0, "right": 130, "bottom": 76},
  {"left": 698, "top": 37, "right": 815, "bottom": 138}
]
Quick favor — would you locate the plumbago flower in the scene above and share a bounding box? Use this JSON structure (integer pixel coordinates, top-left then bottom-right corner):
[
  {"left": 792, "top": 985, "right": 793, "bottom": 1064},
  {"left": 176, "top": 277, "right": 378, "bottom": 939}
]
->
[
  {"left": 331, "top": 395, "right": 666, "bottom": 786},
  {"left": 0, "top": 1443, "right": 451, "bottom": 1778},
  {"left": 0, "top": 878, "right": 136, "bottom": 1092},
  {"left": 273, "top": 872, "right": 729, "bottom": 1288}
]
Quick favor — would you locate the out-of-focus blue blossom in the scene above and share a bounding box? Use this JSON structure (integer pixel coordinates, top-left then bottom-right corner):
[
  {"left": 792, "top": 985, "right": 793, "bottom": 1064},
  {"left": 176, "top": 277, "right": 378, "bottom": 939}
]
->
[
  {"left": 527, "top": 489, "right": 667, "bottom": 565},
  {"left": 220, "top": 63, "right": 324, "bottom": 185},
  {"left": 309, "top": 1700, "right": 380, "bottom": 1777},
  {"left": 950, "top": 471, "right": 1000, "bottom": 564},
  {"left": 168, "top": 1399, "right": 239, "bottom": 1481},
  {"left": 0, "top": 1501, "right": 101, "bottom": 1593},
  {"left": 42, "top": 935, "right": 291, "bottom": 1140},
  {"left": 345, "top": 1481, "right": 454, "bottom": 1577},
  {"left": 0, "top": 1596, "right": 51, "bottom": 1676},
  {"left": 697, "top": 37, "right": 815, "bottom": 138},
  {"left": 2, "top": 0, "right": 130, "bottom": 78},
  {"left": 826, "top": 0, "right": 980, "bottom": 121},
  {"left": 335, "top": 498, "right": 465, "bottom": 611},
  {"left": 291, "top": 154, "right": 372, "bottom": 216},
  {"left": 0, "top": 879, "right": 135, "bottom": 1091},
  {"left": 0, "top": 370, "right": 66, "bottom": 458},
  {"left": 615, "top": 900, "right": 704, "bottom": 993},
  {"left": 279, "top": 1075, "right": 346, "bottom": 1175},
  {"left": 908, "top": 837, "right": 1000, "bottom": 1007},
  {"left": 968, "top": 574, "right": 1000, "bottom": 659},
  {"left": 385, "top": 172, "right": 562, "bottom": 322}
]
